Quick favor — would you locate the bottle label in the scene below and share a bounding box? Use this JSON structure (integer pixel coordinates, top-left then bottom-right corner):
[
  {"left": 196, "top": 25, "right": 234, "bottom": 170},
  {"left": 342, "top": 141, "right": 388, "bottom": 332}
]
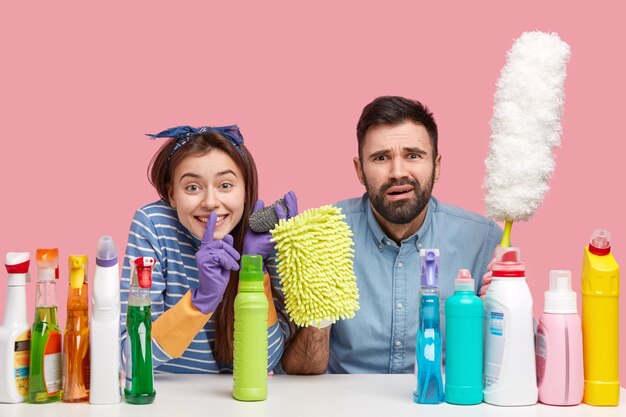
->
[
  {"left": 484, "top": 308, "right": 505, "bottom": 387},
  {"left": 535, "top": 327, "right": 547, "bottom": 387},
  {"left": 43, "top": 331, "right": 62, "bottom": 395},
  {"left": 14, "top": 330, "right": 31, "bottom": 396}
]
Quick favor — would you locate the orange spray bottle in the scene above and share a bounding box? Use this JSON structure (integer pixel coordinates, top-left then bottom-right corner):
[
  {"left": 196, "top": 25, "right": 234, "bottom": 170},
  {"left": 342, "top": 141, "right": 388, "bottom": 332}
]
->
[{"left": 62, "top": 255, "right": 90, "bottom": 402}]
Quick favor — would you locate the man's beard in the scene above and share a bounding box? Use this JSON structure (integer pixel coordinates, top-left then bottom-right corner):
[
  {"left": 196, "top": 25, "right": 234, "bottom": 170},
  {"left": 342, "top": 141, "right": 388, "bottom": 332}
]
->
[{"left": 364, "top": 170, "right": 435, "bottom": 225}]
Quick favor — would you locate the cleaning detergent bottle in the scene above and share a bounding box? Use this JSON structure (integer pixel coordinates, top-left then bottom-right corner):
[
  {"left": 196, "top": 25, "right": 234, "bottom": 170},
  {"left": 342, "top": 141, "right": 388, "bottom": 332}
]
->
[
  {"left": 483, "top": 247, "right": 537, "bottom": 406},
  {"left": 413, "top": 249, "right": 444, "bottom": 404},
  {"left": 90, "top": 236, "right": 121, "bottom": 404},
  {"left": 29, "top": 248, "right": 62, "bottom": 403},
  {"left": 124, "top": 257, "right": 156, "bottom": 405},
  {"left": 0, "top": 252, "right": 31, "bottom": 403},
  {"left": 63, "top": 255, "right": 90, "bottom": 402},
  {"left": 581, "top": 229, "right": 620, "bottom": 406},
  {"left": 444, "top": 269, "right": 483, "bottom": 405},
  {"left": 536, "top": 270, "right": 583, "bottom": 405},
  {"left": 233, "top": 255, "right": 268, "bottom": 401}
]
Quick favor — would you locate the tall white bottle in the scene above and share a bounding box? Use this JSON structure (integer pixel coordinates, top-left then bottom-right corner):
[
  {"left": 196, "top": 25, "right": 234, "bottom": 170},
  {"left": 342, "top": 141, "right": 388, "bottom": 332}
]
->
[
  {"left": 0, "top": 252, "right": 31, "bottom": 403},
  {"left": 89, "top": 236, "right": 122, "bottom": 404},
  {"left": 483, "top": 247, "right": 537, "bottom": 406}
]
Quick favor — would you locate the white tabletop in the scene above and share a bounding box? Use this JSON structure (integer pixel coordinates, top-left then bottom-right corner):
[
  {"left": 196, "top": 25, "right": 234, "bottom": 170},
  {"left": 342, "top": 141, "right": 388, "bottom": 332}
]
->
[{"left": 1, "top": 374, "right": 624, "bottom": 417}]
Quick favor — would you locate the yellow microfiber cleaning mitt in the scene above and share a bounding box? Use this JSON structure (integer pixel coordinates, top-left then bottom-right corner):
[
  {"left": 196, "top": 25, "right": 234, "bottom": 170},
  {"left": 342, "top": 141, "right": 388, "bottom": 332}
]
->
[{"left": 270, "top": 205, "right": 359, "bottom": 327}]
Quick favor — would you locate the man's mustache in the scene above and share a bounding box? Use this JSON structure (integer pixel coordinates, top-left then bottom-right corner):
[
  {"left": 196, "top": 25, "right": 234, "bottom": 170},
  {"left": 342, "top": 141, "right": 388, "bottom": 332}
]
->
[{"left": 380, "top": 179, "right": 420, "bottom": 194}]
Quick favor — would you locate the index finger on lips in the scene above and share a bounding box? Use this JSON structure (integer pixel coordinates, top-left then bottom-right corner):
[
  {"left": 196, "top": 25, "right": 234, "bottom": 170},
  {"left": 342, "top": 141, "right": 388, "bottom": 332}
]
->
[{"left": 201, "top": 212, "right": 217, "bottom": 245}]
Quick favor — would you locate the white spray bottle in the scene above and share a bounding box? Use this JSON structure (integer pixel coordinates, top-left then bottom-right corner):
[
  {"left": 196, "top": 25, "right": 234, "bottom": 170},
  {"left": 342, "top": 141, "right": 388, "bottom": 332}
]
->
[
  {"left": 0, "top": 252, "right": 31, "bottom": 403},
  {"left": 89, "top": 236, "right": 121, "bottom": 404}
]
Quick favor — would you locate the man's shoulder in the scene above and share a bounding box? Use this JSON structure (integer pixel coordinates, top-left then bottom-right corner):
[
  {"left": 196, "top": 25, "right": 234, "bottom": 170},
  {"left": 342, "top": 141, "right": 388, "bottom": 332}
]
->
[
  {"left": 335, "top": 194, "right": 368, "bottom": 217},
  {"left": 431, "top": 197, "right": 499, "bottom": 229}
]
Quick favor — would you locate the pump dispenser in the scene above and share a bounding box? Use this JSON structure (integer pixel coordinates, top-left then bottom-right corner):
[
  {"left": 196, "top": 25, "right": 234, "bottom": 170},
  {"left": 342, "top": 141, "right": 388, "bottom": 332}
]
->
[
  {"left": 536, "top": 270, "right": 583, "bottom": 405},
  {"left": 581, "top": 229, "right": 620, "bottom": 406},
  {"left": 483, "top": 247, "right": 537, "bottom": 406},
  {"left": 124, "top": 257, "right": 156, "bottom": 405},
  {"left": 233, "top": 255, "right": 268, "bottom": 401},
  {"left": 445, "top": 269, "right": 483, "bottom": 405},
  {"left": 63, "top": 255, "right": 90, "bottom": 402},
  {"left": 90, "top": 236, "right": 121, "bottom": 404},
  {"left": 29, "top": 248, "right": 62, "bottom": 403},
  {"left": 413, "top": 249, "right": 444, "bottom": 404},
  {"left": 0, "top": 252, "right": 31, "bottom": 403}
]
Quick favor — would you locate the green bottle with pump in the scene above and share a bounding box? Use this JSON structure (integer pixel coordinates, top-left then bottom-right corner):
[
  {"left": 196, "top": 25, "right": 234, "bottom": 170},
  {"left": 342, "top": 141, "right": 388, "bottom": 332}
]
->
[
  {"left": 233, "top": 255, "right": 268, "bottom": 401},
  {"left": 124, "top": 257, "right": 156, "bottom": 405}
]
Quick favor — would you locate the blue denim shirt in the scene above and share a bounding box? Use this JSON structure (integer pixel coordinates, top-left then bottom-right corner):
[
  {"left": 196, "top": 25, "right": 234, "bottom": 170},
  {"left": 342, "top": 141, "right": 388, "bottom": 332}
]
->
[{"left": 329, "top": 194, "right": 502, "bottom": 374}]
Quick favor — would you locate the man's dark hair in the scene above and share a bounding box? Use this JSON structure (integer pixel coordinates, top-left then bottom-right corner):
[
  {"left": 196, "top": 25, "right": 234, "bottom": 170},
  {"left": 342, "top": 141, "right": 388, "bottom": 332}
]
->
[{"left": 356, "top": 96, "right": 438, "bottom": 159}]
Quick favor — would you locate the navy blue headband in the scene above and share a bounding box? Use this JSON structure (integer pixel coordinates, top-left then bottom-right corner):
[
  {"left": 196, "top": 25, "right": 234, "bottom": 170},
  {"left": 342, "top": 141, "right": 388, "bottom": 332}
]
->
[{"left": 146, "top": 125, "right": 245, "bottom": 159}]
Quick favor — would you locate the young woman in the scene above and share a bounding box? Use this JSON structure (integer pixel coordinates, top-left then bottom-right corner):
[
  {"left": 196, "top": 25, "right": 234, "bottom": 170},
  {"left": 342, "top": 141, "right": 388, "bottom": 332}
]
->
[{"left": 121, "top": 125, "right": 296, "bottom": 373}]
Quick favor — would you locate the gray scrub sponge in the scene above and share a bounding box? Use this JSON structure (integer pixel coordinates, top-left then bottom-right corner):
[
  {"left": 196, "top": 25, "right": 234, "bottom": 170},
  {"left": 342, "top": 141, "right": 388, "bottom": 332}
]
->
[{"left": 248, "top": 198, "right": 288, "bottom": 233}]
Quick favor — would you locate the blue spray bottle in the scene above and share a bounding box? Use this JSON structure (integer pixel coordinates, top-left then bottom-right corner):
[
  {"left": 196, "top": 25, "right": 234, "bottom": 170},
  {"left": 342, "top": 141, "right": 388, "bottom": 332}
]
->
[{"left": 413, "top": 249, "right": 444, "bottom": 404}]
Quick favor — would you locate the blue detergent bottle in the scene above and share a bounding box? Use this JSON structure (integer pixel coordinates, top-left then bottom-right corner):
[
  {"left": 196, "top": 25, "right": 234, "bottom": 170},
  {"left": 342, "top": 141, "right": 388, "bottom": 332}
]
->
[
  {"left": 413, "top": 249, "right": 444, "bottom": 404},
  {"left": 444, "top": 269, "right": 483, "bottom": 405}
]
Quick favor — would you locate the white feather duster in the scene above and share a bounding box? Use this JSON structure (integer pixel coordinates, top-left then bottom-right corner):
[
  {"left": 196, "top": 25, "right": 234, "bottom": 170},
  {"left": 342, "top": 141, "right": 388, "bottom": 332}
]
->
[{"left": 484, "top": 31, "right": 571, "bottom": 245}]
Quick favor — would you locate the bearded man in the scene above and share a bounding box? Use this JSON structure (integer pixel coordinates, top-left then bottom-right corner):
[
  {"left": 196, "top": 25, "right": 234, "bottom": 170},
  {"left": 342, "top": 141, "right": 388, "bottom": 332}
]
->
[{"left": 281, "top": 96, "right": 502, "bottom": 374}]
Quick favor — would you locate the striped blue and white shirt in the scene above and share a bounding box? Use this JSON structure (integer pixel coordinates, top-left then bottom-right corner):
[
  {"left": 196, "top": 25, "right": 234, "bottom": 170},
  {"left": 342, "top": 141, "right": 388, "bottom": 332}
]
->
[{"left": 120, "top": 200, "right": 288, "bottom": 373}]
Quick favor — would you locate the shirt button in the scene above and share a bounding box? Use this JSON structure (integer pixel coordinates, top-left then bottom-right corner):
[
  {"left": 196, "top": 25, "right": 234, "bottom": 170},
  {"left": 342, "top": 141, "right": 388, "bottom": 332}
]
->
[
  {"left": 395, "top": 340, "right": 402, "bottom": 347},
  {"left": 378, "top": 244, "right": 383, "bottom": 250},
  {"left": 397, "top": 261, "right": 404, "bottom": 268},
  {"left": 396, "top": 302, "right": 403, "bottom": 309}
]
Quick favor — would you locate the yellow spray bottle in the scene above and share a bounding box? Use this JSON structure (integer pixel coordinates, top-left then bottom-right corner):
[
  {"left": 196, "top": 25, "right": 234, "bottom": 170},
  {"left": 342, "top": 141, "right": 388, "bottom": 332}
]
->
[{"left": 581, "top": 229, "right": 620, "bottom": 406}]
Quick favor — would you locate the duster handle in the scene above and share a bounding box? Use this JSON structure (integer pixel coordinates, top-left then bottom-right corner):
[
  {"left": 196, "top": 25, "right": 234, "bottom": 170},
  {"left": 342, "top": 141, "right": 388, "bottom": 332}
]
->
[{"left": 500, "top": 220, "right": 512, "bottom": 248}]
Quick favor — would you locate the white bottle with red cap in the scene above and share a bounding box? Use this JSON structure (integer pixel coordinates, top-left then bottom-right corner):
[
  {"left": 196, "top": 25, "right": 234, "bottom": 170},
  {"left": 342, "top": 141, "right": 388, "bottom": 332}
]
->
[
  {"left": 483, "top": 246, "right": 538, "bottom": 406},
  {"left": 0, "top": 253, "right": 31, "bottom": 403}
]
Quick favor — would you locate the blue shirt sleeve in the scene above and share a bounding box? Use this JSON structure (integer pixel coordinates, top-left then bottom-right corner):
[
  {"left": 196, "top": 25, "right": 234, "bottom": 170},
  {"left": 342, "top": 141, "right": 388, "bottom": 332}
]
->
[{"left": 120, "top": 208, "right": 173, "bottom": 370}]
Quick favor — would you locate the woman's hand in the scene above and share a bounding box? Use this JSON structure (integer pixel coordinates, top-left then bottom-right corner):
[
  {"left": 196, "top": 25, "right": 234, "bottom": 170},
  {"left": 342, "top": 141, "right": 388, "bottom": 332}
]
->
[
  {"left": 192, "top": 212, "right": 240, "bottom": 314},
  {"left": 242, "top": 191, "right": 298, "bottom": 259}
]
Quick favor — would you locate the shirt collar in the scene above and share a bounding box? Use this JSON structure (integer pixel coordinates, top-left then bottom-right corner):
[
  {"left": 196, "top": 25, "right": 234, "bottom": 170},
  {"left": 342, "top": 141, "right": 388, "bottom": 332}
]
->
[{"left": 365, "top": 194, "right": 436, "bottom": 251}]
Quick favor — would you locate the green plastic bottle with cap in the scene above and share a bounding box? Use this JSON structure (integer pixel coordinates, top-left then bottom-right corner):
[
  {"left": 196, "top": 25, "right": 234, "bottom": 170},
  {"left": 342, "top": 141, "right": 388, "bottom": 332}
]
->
[{"left": 233, "top": 255, "right": 268, "bottom": 401}]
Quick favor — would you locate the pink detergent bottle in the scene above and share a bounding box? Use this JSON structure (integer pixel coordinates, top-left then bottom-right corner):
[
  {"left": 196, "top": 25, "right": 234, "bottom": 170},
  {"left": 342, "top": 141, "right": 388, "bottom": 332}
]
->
[{"left": 536, "top": 270, "right": 584, "bottom": 405}]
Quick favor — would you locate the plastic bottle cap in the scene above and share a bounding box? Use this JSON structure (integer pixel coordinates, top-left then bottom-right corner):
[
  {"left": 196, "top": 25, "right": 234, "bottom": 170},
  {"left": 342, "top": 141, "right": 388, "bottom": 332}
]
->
[
  {"left": 420, "top": 249, "right": 440, "bottom": 288},
  {"left": 5, "top": 252, "right": 30, "bottom": 274},
  {"left": 36, "top": 248, "right": 59, "bottom": 281},
  {"left": 96, "top": 235, "right": 118, "bottom": 267},
  {"left": 454, "top": 269, "right": 475, "bottom": 291},
  {"left": 544, "top": 270, "right": 577, "bottom": 313},
  {"left": 5, "top": 252, "right": 31, "bottom": 285},
  {"left": 492, "top": 247, "right": 525, "bottom": 278},
  {"left": 588, "top": 229, "right": 611, "bottom": 256},
  {"left": 69, "top": 255, "right": 88, "bottom": 288},
  {"left": 133, "top": 257, "right": 154, "bottom": 288},
  {"left": 240, "top": 255, "right": 264, "bottom": 282}
]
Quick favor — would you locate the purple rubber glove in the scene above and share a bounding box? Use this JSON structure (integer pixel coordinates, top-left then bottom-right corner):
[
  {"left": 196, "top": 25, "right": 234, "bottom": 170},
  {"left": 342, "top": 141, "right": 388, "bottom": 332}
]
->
[
  {"left": 242, "top": 191, "right": 298, "bottom": 259},
  {"left": 191, "top": 211, "right": 240, "bottom": 314}
]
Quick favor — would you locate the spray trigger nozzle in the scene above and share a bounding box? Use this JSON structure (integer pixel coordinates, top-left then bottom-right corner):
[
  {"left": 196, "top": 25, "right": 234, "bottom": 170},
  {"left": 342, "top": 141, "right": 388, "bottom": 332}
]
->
[{"left": 134, "top": 257, "right": 155, "bottom": 288}]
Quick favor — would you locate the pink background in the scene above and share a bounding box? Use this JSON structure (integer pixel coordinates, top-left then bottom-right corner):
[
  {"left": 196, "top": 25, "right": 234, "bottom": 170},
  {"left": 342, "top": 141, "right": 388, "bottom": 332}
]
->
[{"left": 1, "top": 2, "right": 624, "bottom": 382}]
